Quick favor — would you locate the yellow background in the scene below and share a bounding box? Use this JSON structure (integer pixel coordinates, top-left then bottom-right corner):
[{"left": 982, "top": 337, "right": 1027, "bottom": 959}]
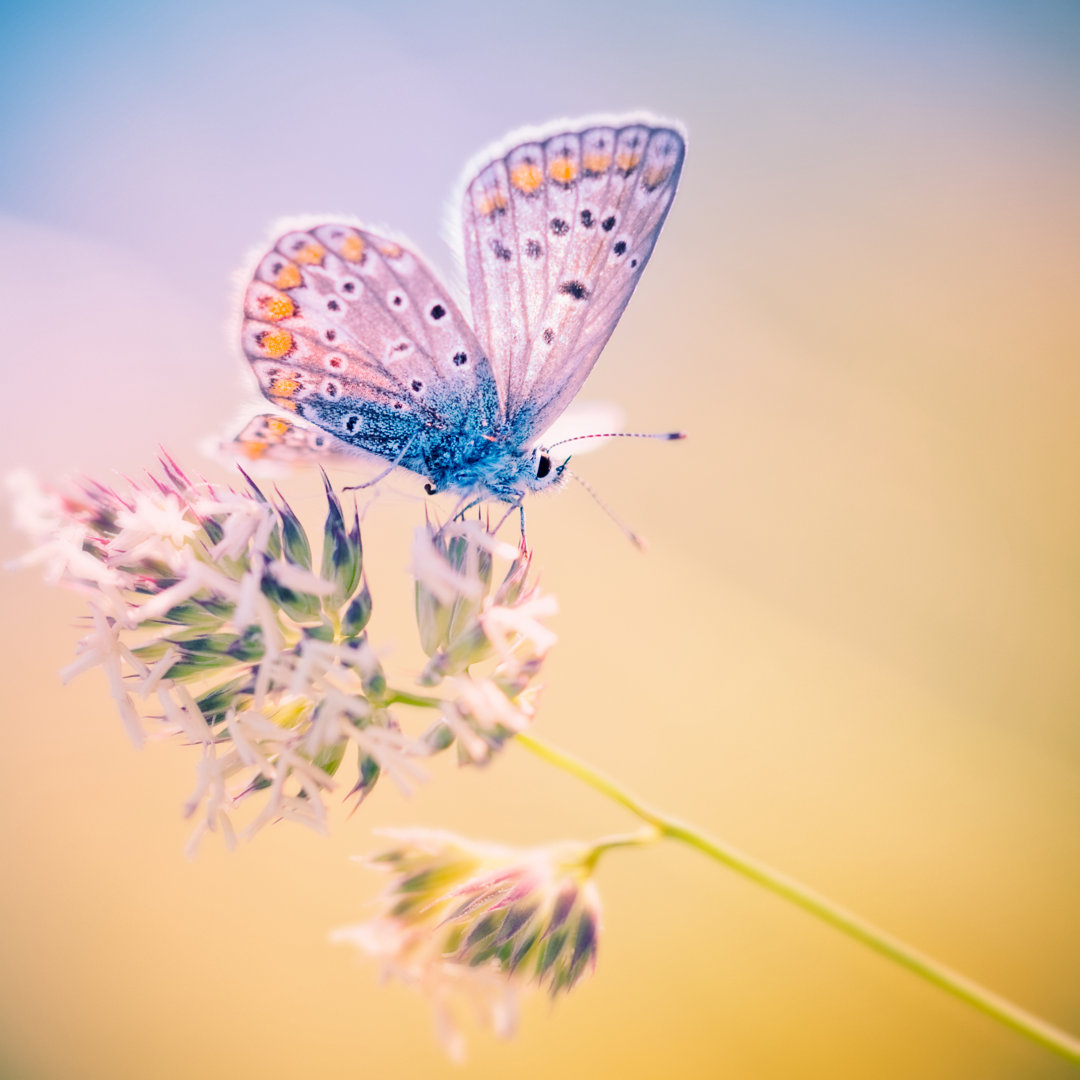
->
[{"left": 1, "top": 2, "right": 1078, "bottom": 1077}]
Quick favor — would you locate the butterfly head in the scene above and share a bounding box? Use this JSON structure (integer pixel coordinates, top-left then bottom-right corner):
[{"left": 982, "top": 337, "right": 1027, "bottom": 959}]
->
[
  {"left": 420, "top": 435, "right": 569, "bottom": 499},
  {"left": 522, "top": 446, "right": 570, "bottom": 493}
]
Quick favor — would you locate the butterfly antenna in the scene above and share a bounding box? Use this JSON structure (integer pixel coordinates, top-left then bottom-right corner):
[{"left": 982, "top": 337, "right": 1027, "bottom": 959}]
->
[
  {"left": 546, "top": 430, "right": 686, "bottom": 451},
  {"left": 564, "top": 468, "right": 648, "bottom": 551}
]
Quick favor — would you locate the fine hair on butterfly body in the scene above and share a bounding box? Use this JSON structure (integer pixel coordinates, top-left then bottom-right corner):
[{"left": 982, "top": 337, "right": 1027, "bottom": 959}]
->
[{"left": 234, "top": 113, "right": 686, "bottom": 506}]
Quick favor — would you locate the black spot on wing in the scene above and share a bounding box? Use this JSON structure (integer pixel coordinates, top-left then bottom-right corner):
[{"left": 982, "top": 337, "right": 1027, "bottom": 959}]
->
[{"left": 559, "top": 280, "right": 588, "bottom": 301}]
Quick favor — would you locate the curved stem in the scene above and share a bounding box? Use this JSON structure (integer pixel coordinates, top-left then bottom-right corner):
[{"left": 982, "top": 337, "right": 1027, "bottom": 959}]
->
[
  {"left": 582, "top": 826, "right": 660, "bottom": 871},
  {"left": 514, "top": 731, "right": 1080, "bottom": 1066},
  {"left": 383, "top": 688, "right": 444, "bottom": 709}
]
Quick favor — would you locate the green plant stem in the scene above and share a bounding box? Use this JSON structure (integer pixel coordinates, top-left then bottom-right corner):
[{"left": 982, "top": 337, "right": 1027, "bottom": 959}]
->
[
  {"left": 582, "top": 826, "right": 660, "bottom": 871},
  {"left": 383, "top": 688, "right": 444, "bottom": 709},
  {"left": 514, "top": 730, "right": 1080, "bottom": 1067}
]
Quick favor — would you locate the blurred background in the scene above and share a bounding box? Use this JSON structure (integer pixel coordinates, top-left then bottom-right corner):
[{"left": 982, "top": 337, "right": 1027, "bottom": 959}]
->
[{"left": 1, "top": 1, "right": 1078, "bottom": 1077}]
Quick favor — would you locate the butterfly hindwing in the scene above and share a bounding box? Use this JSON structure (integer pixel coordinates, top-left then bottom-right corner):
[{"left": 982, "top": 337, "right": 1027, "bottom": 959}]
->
[
  {"left": 228, "top": 413, "right": 355, "bottom": 467},
  {"left": 460, "top": 117, "right": 685, "bottom": 439},
  {"left": 241, "top": 224, "right": 499, "bottom": 465}
]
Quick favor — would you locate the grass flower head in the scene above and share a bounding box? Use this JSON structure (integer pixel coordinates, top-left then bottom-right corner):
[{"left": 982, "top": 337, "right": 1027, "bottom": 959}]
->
[
  {"left": 332, "top": 827, "right": 602, "bottom": 1060},
  {"left": 8, "top": 460, "right": 556, "bottom": 848}
]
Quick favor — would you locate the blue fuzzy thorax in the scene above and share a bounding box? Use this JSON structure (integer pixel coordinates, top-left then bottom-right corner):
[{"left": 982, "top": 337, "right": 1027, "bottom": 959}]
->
[
  {"left": 418, "top": 410, "right": 539, "bottom": 498},
  {"left": 300, "top": 383, "right": 542, "bottom": 501}
]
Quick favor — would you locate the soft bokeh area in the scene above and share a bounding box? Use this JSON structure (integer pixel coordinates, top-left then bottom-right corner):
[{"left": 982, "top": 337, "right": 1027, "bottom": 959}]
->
[{"left": 2, "top": 2, "right": 1078, "bottom": 1077}]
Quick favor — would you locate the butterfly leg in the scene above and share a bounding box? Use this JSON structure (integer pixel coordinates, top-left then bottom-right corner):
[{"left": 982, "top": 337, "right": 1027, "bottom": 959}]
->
[
  {"left": 343, "top": 435, "right": 418, "bottom": 492},
  {"left": 492, "top": 491, "right": 527, "bottom": 541},
  {"left": 431, "top": 492, "right": 478, "bottom": 544},
  {"left": 454, "top": 497, "right": 484, "bottom": 521}
]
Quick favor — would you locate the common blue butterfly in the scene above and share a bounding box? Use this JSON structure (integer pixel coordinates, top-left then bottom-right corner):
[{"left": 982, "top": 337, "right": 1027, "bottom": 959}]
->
[{"left": 234, "top": 115, "right": 686, "bottom": 504}]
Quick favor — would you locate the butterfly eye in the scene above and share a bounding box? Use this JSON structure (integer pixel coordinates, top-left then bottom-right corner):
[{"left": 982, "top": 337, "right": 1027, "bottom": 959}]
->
[{"left": 536, "top": 453, "right": 552, "bottom": 480}]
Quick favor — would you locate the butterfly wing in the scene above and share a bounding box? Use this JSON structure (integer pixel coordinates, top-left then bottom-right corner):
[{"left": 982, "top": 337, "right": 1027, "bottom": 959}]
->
[
  {"left": 241, "top": 224, "right": 500, "bottom": 471},
  {"left": 224, "top": 413, "right": 357, "bottom": 469},
  {"left": 459, "top": 117, "right": 685, "bottom": 439}
]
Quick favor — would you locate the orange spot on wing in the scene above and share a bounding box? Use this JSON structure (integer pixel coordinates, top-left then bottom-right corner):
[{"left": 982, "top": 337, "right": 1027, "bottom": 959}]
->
[
  {"left": 548, "top": 157, "right": 577, "bottom": 184},
  {"left": 268, "top": 380, "right": 302, "bottom": 406},
  {"left": 259, "top": 293, "right": 295, "bottom": 321},
  {"left": 582, "top": 151, "right": 611, "bottom": 174},
  {"left": 340, "top": 234, "right": 365, "bottom": 261},
  {"left": 615, "top": 150, "right": 642, "bottom": 174},
  {"left": 642, "top": 164, "right": 672, "bottom": 191},
  {"left": 269, "top": 376, "right": 300, "bottom": 398},
  {"left": 510, "top": 161, "right": 543, "bottom": 194},
  {"left": 265, "top": 416, "right": 290, "bottom": 436},
  {"left": 240, "top": 440, "right": 268, "bottom": 459},
  {"left": 293, "top": 242, "right": 325, "bottom": 265},
  {"left": 258, "top": 329, "right": 295, "bottom": 358},
  {"left": 380, "top": 242, "right": 402, "bottom": 259},
  {"left": 273, "top": 263, "right": 302, "bottom": 290},
  {"left": 475, "top": 189, "right": 508, "bottom": 216}
]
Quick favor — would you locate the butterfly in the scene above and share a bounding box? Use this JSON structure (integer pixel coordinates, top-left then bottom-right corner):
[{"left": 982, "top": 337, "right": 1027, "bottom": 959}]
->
[{"left": 234, "top": 114, "right": 686, "bottom": 505}]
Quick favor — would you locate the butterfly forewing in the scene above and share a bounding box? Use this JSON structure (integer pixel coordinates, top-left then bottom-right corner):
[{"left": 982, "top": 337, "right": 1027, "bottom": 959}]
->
[
  {"left": 540, "top": 126, "right": 685, "bottom": 427},
  {"left": 241, "top": 224, "right": 498, "bottom": 460},
  {"left": 460, "top": 118, "right": 685, "bottom": 439},
  {"left": 460, "top": 159, "right": 522, "bottom": 407}
]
